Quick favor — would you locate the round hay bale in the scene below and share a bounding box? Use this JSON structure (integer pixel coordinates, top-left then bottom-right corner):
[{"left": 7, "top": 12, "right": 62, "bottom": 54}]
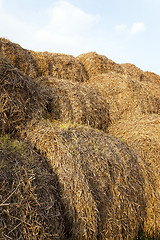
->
[
  {"left": 0, "top": 135, "right": 65, "bottom": 239},
  {"left": 89, "top": 72, "right": 160, "bottom": 123},
  {"left": 144, "top": 71, "right": 160, "bottom": 86},
  {"left": 77, "top": 52, "right": 127, "bottom": 79},
  {"left": 0, "top": 38, "right": 88, "bottom": 81},
  {"left": 29, "top": 51, "right": 89, "bottom": 82},
  {"left": 121, "top": 63, "right": 146, "bottom": 82},
  {"left": 35, "top": 76, "right": 110, "bottom": 131},
  {"left": 0, "top": 38, "right": 39, "bottom": 78},
  {"left": 23, "top": 119, "right": 147, "bottom": 240},
  {"left": 122, "top": 63, "right": 160, "bottom": 99},
  {"left": 0, "top": 56, "right": 44, "bottom": 135},
  {"left": 108, "top": 114, "right": 160, "bottom": 238}
]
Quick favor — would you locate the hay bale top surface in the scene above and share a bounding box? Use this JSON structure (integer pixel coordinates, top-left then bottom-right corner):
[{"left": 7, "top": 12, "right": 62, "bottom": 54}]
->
[
  {"left": 77, "top": 52, "right": 127, "bottom": 79},
  {"left": 35, "top": 76, "right": 110, "bottom": 131},
  {"left": 0, "top": 38, "right": 88, "bottom": 81},
  {"left": 28, "top": 50, "right": 89, "bottom": 82},
  {"left": 121, "top": 63, "right": 144, "bottom": 79},
  {"left": 144, "top": 71, "right": 160, "bottom": 85},
  {"left": 0, "top": 56, "right": 44, "bottom": 135},
  {"left": 109, "top": 114, "right": 160, "bottom": 146},
  {"left": 89, "top": 72, "right": 160, "bottom": 122}
]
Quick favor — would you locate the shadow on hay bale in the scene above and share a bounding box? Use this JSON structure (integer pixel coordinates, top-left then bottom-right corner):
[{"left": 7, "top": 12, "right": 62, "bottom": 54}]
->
[
  {"left": 35, "top": 76, "right": 110, "bottom": 131},
  {"left": 0, "top": 56, "right": 44, "bottom": 135},
  {"left": 77, "top": 52, "right": 128, "bottom": 79},
  {"left": 0, "top": 135, "right": 66, "bottom": 240},
  {"left": 108, "top": 114, "right": 160, "bottom": 238},
  {"left": 22, "top": 119, "right": 148, "bottom": 240},
  {"left": 0, "top": 38, "right": 88, "bottom": 81},
  {"left": 89, "top": 72, "right": 160, "bottom": 124}
]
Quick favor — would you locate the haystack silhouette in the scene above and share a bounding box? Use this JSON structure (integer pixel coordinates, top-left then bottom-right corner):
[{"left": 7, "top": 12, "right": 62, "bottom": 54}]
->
[
  {"left": 0, "top": 38, "right": 88, "bottom": 81},
  {"left": 77, "top": 52, "right": 127, "bottom": 79},
  {"left": 0, "top": 39, "right": 160, "bottom": 240}
]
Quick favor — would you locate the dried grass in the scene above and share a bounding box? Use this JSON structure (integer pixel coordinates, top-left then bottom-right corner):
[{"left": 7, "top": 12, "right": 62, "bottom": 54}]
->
[
  {"left": 0, "top": 56, "right": 44, "bottom": 135},
  {"left": 29, "top": 50, "right": 89, "bottom": 82},
  {"left": 22, "top": 119, "right": 147, "bottom": 240},
  {"left": 77, "top": 52, "right": 128, "bottom": 79},
  {"left": 108, "top": 114, "right": 160, "bottom": 238},
  {"left": 122, "top": 63, "right": 160, "bottom": 99},
  {"left": 0, "top": 38, "right": 88, "bottom": 81},
  {"left": 0, "top": 135, "right": 65, "bottom": 239},
  {"left": 89, "top": 72, "right": 160, "bottom": 123},
  {"left": 35, "top": 76, "right": 110, "bottom": 131}
]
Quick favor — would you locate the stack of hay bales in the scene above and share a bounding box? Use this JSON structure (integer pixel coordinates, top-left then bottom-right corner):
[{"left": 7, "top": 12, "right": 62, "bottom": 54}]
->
[
  {"left": 0, "top": 55, "right": 44, "bottom": 135},
  {"left": 23, "top": 119, "right": 147, "bottom": 240},
  {"left": 0, "top": 38, "right": 88, "bottom": 81},
  {"left": 108, "top": 114, "right": 160, "bottom": 238},
  {"left": 77, "top": 52, "right": 128, "bottom": 79},
  {"left": 35, "top": 76, "right": 110, "bottom": 131},
  {"left": 0, "top": 135, "right": 65, "bottom": 240},
  {"left": 89, "top": 72, "right": 160, "bottom": 123}
]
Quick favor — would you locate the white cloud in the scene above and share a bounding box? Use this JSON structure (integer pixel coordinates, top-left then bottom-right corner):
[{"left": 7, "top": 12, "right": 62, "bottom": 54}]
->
[
  {"left": 130, "top": 22, "right": 146, "bottom": 34},
  {"left": 34, "top": 0, "right": 101, "bottom": 53},
  {"left": 115, "top": 24, "right": 127, "bottom": 33}
]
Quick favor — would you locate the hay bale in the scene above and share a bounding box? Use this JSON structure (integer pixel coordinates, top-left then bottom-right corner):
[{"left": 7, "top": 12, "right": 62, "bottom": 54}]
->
[
  {"left": 0, "top": 38, "right": 39, "bottom": 78},
  {"left": 144, "top": 71, "right": 160, "bottom": 86},
  {"left": 121, "top": 63, "right": 146, "bottom": 82},
  {"left": 0, "top": 135, "right": 65, "bottom": 239},
  {"left": 0, "top": 56, "right": 44, "bottom": 135},
  {"left": 23, "top": 119, "right": 147, "bottom": 240},
  {"left": 89, "top": 72, "right": 160, "bottom": 123},
  {"left": 77, "top": 52, "right": 127, "bottom": 79},
  {"left": 35, "top": 76, "right": 110, "bottom": 131},
  {"left": 29, "top": 51, "right": 89, "bottom": 82},
  {"left": 108, "top": 114, "right": 160, "bottom": 238},
  {"left": 122, "top": 63, "right": 160, "bottom": 99},
  {"left": 0, "top": 38, "right": 88, "bottom": 81}
]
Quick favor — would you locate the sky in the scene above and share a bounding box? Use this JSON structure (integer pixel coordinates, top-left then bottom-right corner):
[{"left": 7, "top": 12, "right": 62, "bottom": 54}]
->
[{"left": 0, "top": 0, "right": 160, "bottom": 75}]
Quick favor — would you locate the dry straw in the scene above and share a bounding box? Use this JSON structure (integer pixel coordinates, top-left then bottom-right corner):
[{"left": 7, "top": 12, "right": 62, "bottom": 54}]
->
[
  {"left": 109, "top": 114, "right": 160, "bottom": 238},
  {"left": 122, "top": 63, "right": 160, "bottom": 99},
  {"left": 0, "top": 135, "right": 65, "bottom": 239},
  {"left": 29, "top": 50, "right": 89, "bottom": 82},
  {"left": 35, "top": 76, "right": 110, "bottom": 131},
  {"left": 22, "top": 119, "right": 147, "bottom": 240},
  {"left": 88, "top": 72, "right": 160, "bottom": 123},
  {"left": 77, "top": 52, "right": 128, "bottom": 79},
  {"left": 0, "top": 38, "right": 88, "bottom": 81},
  {"left": 0, "top": 55, "right": 44, "bottom": 135}
]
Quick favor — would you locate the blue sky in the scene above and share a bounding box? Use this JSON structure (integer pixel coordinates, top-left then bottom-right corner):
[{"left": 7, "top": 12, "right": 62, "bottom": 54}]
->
[{"left": 0, "top": 0, "right": 160, "bottom": 74}]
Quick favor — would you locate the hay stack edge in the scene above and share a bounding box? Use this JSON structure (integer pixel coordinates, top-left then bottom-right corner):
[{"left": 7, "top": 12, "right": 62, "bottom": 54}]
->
[{"left": 0, "top": 38, "right": 160, "bottom": 240}]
